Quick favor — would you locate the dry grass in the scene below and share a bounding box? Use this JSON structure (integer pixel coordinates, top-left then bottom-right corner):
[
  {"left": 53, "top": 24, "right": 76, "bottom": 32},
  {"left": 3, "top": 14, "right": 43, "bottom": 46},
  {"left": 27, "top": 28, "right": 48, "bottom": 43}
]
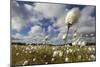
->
[{"left": 11, "top": 44, "right": 96, "bottom": 66}]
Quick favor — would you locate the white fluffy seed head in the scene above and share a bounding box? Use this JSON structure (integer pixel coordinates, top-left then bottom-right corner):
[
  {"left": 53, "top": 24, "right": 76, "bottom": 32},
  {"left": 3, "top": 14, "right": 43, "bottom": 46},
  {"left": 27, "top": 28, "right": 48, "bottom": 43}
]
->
[
  {"left": 29, "top": 51, "right": 32, "bottom": 53},
  {"left": 81, "top": 41, "right": 86, "bottom": 46},
  {"left": 69, "top": 49, "right": 73, "bottom": 53},
  {"left": 88, "top": 47, "right": 92, "bottom": 51},
  {"left": 78, "top": 41, "right": 81, "bottom": 46},
  {"left": 59, "top": 51, "right": 63, "bottom": 57},
  {"left": 33, "top": 58, "right": 36, "bottom": 62},
  {"left": 23, "top": 60, "right": 28, "bottom": 65},
  {"left": 52, "top": 47, "right": 56, "bottom": 50},
  {"left": 90, "top": 54, "right": 95, "bottom": 60},
  {"left": 53, "top": 50, "right": 63, "bottom": 57},
  {"left": 16, "top": 53, "right": 19, "bottom": 56},
  {"left": 45, "top": 62, "right": 48, "bottom": 64},
  {"left": 72, "top": 41, "right": 77, "bottom": 46},
  {"left": 66, "top": 50, "right": 69, "bottom": 54},
  {"left": 62, "top": 34, "right": 67, "bottom": 40},
  {"left": 45, "top": 36, "right": 48, "bottom": 40},
  {"left": 25, "top": 47, "right": 30, "bottom": 50},
  {"left": 73, "top": 33, "right": 77, "bottom": 37},
  {"left": 65, "top": 8, "right": 81, "bottom": 25},
  {"left": 51, "top": 58, "right": 54, "bottom": 61},
  {"left": 53, "top": 51, "right": 58, "bottom": 57},
  {"left": 92, "top": 47, "right": 95, "bottom": 51},
  {"left": 73, "top": 28, "right": 78, "bottom": 38},
  {"left": 65, "top": 57, "right": 69, "bottom": 62},
  {"left": 78, "top": 55, "right": 81, "bottom": 59},
  {"left": 14, "top": 45, "right": 17, "bottom": 48}
]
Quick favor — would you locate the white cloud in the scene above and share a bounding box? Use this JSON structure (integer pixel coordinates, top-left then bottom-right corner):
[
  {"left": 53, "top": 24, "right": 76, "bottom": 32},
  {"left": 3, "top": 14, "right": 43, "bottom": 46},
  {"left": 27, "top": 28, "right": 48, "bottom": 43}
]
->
[
  {"left": 28, "top": 2, "right": 68, "bottom": 44},
  {"left": 11, "top": 18, "right": 24, "bottom": 32},
  {"left": 34, "top": 3, "right": 67, "bottom": 18},
  {"left": 11, "top": 1, "right": 29, "bottom": 32},
  {"left": 11, "top": 1, "right": 42, "bottom": 32},
  {"left": 76, "top": 6, "right": 95, "bottom": 34},
  {"left": 11, "top": 33, "right": 25, "bottom": 43},
  {"left": 24, "top": 25, "right": 45, "bottom": 43},
  {"left": 51, "top": 9, "right": 69, "bottom": 39},
  {"left": 81, "top": 6, "right": 95, "bottom": 16},
  {"left": 12, "top": 33, "right": 24, "bottom": 39},
  {"left": 24, "top": 4, "right": 33, "bottom": 11},
  {"left": 48, "top": 25, "right": 53, "bottom": 33},
  {"left": 28, "top": 25, "right": 42, "bottom": 34},
  {"left": 11, "top": 1, "right": 96, "bottom": 44}
]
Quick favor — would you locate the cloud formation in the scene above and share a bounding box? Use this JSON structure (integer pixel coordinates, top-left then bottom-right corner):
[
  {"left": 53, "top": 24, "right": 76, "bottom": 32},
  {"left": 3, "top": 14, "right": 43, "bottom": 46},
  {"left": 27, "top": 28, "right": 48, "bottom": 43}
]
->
[{"left": 11, "top": 1, "right": 96, "bottom": 44}]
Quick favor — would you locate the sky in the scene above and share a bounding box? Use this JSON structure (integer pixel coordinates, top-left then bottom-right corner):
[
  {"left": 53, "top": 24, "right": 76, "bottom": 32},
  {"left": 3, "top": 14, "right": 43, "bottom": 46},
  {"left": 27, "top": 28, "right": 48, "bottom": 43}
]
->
[{"left": 11, "top": 0, "right": 96, "bottom": 45}]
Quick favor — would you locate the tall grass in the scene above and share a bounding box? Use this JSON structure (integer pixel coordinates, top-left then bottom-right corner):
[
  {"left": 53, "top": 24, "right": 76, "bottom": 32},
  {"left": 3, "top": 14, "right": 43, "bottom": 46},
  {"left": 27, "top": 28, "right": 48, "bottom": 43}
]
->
[{"left": 11, "top": 44, "right": 96, "bottom": 66}]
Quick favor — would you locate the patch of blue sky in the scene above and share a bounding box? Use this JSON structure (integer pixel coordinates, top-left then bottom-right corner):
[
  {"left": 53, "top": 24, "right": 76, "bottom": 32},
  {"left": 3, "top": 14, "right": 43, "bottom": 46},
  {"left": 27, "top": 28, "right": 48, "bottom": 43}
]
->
[
  {"left": 40, "top": 18, "right": 53, "bottom": 33},
  {"left": 19, "top": 22, "right": 33, "bottom": 36},
  {"left": 17, "top": 1, "right": 34, "bottom": 5},
  {"left": 67, "top": 4, "right": 86, "bottom": 10},
  {"left": 12, "top": 30, "right": 17, "bottom": 35},
  {"left": 91, "top": 7, "right": 96, "bottom": 17}
]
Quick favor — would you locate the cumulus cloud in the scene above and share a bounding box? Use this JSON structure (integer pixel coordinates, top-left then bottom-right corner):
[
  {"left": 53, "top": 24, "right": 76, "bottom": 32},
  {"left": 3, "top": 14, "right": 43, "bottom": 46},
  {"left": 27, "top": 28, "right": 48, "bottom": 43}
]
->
[
  {"left": 81, "top": 6, "right": 95, "bottom": 16},
  {"left": 24, "top": 25, "right": 45, "bottom": 43},
  {"left": 11, "top": 1, "right": 96, "bottom": 44},
  {"left": 74, "top": 6, "right": 96, "bottom": 34},
  {"left": 12, "top": 33, "right": 24, "bottom": 39},
  {"left": 11, "top": 33, "right": 25, "bottom": 43},
  {"left": 11, "top": 0, "right": 42, "bottom": 32},
  {"left": 11, "top": 0, "right": 32, "bottom": 32},
  {"left": 34, "top": 3, "right": 67, "bottom": 18}
]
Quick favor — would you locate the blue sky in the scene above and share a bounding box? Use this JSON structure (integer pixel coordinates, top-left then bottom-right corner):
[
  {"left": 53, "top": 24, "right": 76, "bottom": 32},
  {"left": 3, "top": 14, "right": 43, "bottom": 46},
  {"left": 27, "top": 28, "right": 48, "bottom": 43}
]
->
[{"left": 11, "top": 0, "right": 96, "bottom": 45}]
